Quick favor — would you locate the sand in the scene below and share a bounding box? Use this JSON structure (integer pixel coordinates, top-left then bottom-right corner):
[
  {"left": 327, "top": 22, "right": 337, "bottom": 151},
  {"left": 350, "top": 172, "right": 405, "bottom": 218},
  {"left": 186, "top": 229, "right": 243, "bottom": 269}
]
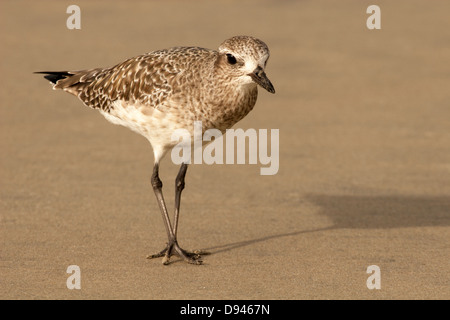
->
[{"left": 1, "top": 0, "right": 449, "bottom": 300}]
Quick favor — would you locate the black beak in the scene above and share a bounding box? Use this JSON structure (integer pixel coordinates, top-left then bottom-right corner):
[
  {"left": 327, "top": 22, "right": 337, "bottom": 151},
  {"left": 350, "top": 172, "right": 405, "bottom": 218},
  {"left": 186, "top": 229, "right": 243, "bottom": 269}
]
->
[{"left": 249, "top": 67, "right": 275, "bottom": 94}]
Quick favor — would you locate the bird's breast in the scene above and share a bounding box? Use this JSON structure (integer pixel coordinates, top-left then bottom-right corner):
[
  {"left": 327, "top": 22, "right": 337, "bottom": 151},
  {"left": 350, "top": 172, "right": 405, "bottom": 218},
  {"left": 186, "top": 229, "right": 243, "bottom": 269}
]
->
[{"left": 198, "top": 84, "right": 259, "bottom": 132}]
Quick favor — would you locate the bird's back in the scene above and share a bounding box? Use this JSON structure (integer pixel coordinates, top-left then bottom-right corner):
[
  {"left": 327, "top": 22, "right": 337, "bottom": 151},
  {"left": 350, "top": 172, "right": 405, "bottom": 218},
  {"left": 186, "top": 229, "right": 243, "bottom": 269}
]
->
[{"left": 52, "top": 47, "right": 216, "bottom": 113}]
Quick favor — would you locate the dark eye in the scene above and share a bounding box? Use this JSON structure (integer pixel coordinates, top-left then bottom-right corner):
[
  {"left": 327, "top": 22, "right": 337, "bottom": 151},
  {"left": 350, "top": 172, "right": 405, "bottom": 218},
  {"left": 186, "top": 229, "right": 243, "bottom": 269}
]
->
[{"left": 226, "top": 53, "right": 237, "bottom": 65}]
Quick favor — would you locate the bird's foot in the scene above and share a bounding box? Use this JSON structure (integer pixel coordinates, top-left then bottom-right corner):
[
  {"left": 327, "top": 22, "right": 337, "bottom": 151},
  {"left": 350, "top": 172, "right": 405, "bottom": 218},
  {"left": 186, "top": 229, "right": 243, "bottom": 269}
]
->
[{"left": 147, "top": 241, "right": 209, "bottom": 265}]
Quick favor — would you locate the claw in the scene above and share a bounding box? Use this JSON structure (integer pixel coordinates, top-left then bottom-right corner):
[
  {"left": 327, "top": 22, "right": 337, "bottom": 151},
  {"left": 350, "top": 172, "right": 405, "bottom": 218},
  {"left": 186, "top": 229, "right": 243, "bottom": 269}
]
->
[{"left": 147, "top": 242, "right": 208, "bottom": 265}]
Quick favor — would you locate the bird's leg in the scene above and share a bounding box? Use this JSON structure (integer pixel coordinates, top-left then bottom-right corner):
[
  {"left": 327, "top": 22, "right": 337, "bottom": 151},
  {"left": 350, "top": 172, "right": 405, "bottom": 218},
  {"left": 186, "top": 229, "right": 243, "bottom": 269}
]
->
[
  {"left": 173, "top": 163, "right": 188, "bottom": 238},
  {"left": 147, "top": 162, "right": 203, "bottom": 265},
  {"left": 150, "top": 162, "right": 174, "bottom": 242},
  {"left": 173, "top": 163, "right": 209, "bottom": 259}
]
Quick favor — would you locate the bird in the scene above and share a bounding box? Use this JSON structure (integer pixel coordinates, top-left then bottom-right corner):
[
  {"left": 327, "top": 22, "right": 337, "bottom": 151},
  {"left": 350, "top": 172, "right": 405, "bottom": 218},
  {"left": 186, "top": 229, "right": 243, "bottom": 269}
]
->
[{"left": 36, "top": 35, "right": 275, "bottom": 265}]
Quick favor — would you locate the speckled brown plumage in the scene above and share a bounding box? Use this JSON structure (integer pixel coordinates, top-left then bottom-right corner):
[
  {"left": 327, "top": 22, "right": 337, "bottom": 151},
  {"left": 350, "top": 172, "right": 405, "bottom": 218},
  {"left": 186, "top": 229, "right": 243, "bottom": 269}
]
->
[
  {"left": 37, "top": 36, "right": 275, "bottom": 265},
  {"left": 38, "top": 36, "right": 274, "bottom": 162}
]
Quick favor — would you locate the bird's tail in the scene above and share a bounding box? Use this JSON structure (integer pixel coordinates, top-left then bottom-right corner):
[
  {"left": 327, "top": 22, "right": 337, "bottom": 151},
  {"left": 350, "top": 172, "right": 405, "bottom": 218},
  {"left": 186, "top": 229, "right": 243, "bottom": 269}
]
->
[
  {"left": 34, "top": 71, "right": 74, "bottom": 85},
  {"left": 34, "top": 68, "right": 105, "bottom": 94},
  {"left": 35, "top": 68, "right": 109, "bottom": 108}
]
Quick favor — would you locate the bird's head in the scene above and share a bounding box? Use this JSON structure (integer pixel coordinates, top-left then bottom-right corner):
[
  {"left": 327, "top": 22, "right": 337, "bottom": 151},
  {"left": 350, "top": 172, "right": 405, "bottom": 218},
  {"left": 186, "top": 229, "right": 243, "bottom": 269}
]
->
[{"left": 217, "top": 36, "right": 275, "bottom": 94}]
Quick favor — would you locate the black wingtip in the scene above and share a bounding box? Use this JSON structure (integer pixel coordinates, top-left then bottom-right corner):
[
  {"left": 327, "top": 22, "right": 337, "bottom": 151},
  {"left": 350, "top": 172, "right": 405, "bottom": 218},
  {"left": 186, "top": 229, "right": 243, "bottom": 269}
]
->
[{"left": 34, "top": 71, "right": 72, "bottom": 84}]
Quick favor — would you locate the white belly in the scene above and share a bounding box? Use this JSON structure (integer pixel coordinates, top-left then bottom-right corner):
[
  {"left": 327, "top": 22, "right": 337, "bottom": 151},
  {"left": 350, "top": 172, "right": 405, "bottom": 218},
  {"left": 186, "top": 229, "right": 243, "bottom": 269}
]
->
[{"left": 100, "top": 100, "right": 195, "bottom": 162}]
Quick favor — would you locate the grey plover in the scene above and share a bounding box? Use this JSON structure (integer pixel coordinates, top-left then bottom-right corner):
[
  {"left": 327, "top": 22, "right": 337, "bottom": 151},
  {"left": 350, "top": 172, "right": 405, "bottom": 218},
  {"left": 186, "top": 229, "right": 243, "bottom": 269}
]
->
[{"left": 36, "top": 35, "right": 275, "bottom": 265}]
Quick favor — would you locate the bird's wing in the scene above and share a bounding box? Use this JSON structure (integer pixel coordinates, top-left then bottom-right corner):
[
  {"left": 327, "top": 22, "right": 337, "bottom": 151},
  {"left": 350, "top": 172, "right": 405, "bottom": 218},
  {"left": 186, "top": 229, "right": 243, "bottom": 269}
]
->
[{"left": 52, "top": 49, "right": 186, "bottom": 113}]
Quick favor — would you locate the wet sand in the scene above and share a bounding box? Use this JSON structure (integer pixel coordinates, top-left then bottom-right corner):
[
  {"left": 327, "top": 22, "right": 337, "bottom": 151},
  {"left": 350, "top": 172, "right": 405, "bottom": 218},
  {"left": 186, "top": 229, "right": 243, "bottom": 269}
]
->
[{"left": 1, "top": 0, "right": 449, "bottom": 299}]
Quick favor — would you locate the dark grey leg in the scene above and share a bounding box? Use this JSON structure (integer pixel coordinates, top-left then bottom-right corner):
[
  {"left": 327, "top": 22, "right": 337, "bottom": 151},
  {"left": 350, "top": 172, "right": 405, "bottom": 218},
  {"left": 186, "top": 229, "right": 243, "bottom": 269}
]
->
[
  {"left": 173, "top": 163, "right": 188, "bottom": 238},
  {"left": 151, "top": 162, "right": 175, "bottom": 241},
  {"left": 147, "top": 162, "right": 204, "bottom": 265}
]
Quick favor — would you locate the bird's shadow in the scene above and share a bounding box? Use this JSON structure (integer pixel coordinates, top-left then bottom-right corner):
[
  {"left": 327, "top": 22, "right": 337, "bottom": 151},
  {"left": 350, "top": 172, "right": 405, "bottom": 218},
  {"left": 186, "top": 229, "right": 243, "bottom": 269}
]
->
[{"left": 203, "top": 194, "right": 450, "bottom": 255}]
